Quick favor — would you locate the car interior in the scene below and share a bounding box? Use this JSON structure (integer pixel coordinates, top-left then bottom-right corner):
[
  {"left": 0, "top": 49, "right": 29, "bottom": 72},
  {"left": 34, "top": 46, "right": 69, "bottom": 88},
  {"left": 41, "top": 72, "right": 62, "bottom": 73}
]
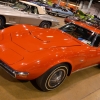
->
[
  {"left": 59, "top": 23, "right": 100, "bottom": 47},
  {"left": 30, "top": 6, "right": 38, "bottom": 14}
]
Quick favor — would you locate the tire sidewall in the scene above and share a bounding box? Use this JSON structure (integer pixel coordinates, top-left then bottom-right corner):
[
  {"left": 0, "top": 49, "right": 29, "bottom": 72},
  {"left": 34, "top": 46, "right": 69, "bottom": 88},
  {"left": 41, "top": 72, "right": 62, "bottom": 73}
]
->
[{"left": 38, "top": 64, "right": 68, "bottom": 91}]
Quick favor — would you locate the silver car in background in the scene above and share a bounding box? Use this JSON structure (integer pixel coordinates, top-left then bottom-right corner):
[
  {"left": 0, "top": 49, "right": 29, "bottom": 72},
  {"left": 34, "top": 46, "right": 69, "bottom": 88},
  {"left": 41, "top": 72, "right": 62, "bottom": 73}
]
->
[{"left": 0, "top": 0, "right": 59, "bottom": 28}]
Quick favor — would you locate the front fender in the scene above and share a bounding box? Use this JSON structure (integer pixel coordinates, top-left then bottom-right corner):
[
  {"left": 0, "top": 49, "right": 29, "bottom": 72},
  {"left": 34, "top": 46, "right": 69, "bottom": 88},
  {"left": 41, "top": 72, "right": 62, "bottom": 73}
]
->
[
  {"left": 27, "top": 47, "right": 74, "bottom": 80},
  {"left": 11, "top": 47, "right": 74, "bottom": 80}
]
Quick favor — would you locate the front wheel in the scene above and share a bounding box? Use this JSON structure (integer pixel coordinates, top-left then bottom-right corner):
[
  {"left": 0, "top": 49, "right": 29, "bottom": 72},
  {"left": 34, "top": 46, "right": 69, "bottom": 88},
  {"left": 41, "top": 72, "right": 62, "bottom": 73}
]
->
[
  {"left": 39, "top": 21, "right": 51, "bottom": 28},
  {"left": 36, "top": 64, "right": 69, "bottom": 91}
]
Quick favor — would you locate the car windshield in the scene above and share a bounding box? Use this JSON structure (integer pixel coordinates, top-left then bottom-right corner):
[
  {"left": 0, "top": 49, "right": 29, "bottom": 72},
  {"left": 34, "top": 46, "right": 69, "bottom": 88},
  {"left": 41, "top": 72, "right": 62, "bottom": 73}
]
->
[
  {"left": 11, "top": 2, "right": 39, "bottom": 14},
  {"left": 11, "top": 2, "right": 28, "bottom": 11},
  {"left": 59, "top": 23, "right": 97, "bottom": 45}
]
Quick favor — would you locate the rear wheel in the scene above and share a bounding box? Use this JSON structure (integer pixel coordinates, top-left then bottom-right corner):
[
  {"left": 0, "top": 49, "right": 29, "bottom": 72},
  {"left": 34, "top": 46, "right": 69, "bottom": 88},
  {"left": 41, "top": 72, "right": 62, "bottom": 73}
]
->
[
  {"left": 54, "top": 13, "right": 58, "bottom": 17},
  {"left": 39, "top": 21, "right": 51, "bottom": 28},
  {"left": 0, "top": 16, "right": 5, "bottom": 29},
  {"left": 35, "top": 63, "right": 69, "bottom": 91}
]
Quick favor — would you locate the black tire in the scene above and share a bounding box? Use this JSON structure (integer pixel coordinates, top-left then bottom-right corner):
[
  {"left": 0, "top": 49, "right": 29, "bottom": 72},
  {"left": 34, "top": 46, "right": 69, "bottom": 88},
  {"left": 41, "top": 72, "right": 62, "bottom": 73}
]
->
[
  {"left": 39, "top": 21, "right": 51, "bottom": 28},
  {"left": 36, "top": 63, "right": 69, "bottom": 91},
  {"left": 0, "top": 16, "right": 5, "bottom": 29}
]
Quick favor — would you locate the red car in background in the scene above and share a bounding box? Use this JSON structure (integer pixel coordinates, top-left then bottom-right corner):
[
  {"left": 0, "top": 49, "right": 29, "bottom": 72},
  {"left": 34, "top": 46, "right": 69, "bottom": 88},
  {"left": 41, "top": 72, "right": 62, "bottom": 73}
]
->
[
  {"left": 0, "top": 20, "right": 100, "bottom": 91},
  {"left": 64, "top": 16, "right": 80, "bottom": 23}
]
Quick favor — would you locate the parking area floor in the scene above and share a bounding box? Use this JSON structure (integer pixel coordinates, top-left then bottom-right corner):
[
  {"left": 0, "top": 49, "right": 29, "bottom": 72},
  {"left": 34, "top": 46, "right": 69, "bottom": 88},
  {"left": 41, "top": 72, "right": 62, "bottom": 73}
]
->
[{"left": 0, "top": 16, "right": 100, "bottom": 100}]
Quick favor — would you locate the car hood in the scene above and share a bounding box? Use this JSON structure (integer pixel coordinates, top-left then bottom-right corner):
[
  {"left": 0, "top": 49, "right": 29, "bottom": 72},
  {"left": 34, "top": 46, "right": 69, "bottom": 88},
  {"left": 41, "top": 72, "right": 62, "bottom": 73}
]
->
[
  {"left": 0, "top": 5, "right": 13, "bottom": 10},
  {"left": 0, "top": 25, "right": 80, "bottom": 65},
  {"left": 0, "top": 5, "right": 21, "bottom": 14},
  {"left": 10, "top": 28, "right": 80, "bottom": 52}
]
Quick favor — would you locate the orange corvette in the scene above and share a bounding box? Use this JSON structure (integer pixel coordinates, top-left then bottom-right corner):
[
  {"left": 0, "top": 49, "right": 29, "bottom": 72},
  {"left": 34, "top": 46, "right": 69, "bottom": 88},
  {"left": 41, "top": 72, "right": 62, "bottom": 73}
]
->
[{"left": 0, "top": 21, "right": 100, "bottom": 91}]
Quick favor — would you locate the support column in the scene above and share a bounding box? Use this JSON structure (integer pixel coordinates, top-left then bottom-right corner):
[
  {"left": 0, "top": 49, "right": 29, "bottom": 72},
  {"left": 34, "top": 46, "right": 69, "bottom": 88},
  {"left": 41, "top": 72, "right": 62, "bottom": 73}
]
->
[
  {"left": 87, "top": 0, "right": 93, "bottom": 12},
  {"left": 79, "top": 1, "right": 84, "bottom": 9},
  {"left": 66, "top": 0, "right": 69, "bottom": 6},
  {"left": 57, "top": 0, "right": 61, "bottom": 6}
]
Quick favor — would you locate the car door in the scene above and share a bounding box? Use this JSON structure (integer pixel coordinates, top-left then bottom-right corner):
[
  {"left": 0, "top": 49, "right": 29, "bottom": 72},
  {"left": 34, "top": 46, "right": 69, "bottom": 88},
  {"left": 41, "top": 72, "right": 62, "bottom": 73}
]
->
[
  {"left": 65, "top": 10, "right": 73, "bottom": 16},
  {"left": 20, "top": 6, "right": 42, "bottom": 26},
  {"left": 58, "top": 9, "right": 65, "bottom": 16},
  {"left": 63, "top": 24, "right": 99, "bottom": 70},
  {"left": 71, "top": 44, "right": 98, "bottom": 71},
  {"left": 79, "top": 34, "right": 100, "bottom": 68},
  {"left": 8, "top": 12, "right": 21, "bottom": 25}
]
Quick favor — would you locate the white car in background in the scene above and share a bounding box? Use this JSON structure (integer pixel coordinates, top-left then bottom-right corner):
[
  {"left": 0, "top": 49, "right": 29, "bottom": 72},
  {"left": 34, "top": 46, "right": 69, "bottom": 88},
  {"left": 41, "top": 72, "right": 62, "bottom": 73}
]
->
[{"left": 0, "top": 0, "right": 59, "bottom": 28}]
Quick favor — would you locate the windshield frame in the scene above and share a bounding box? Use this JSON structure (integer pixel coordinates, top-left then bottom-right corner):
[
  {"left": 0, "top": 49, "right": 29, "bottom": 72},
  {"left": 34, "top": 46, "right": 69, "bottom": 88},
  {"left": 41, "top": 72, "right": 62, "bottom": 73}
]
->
[
  {"left": 11, "top": 2, "right": 39, "bottom": 14},
  {"left": 59, "top": 23, "right": 98, "bottom": 46}
]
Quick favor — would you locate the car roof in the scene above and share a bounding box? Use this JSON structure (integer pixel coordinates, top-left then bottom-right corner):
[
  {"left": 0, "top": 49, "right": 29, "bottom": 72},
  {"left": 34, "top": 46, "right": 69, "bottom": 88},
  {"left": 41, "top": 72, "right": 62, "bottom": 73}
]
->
[
  {"left": 19, "top": 0, "right": 46, "bottom": 14},
  {"left": 71, "top": 20, "right": 100, "bottom": 34}
]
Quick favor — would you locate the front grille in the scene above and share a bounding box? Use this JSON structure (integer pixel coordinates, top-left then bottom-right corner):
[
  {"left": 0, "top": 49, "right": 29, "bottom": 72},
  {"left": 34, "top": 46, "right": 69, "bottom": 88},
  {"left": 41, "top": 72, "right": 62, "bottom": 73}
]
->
[{"left": 0, "top": 60, "right": 15, "bottom": 77}]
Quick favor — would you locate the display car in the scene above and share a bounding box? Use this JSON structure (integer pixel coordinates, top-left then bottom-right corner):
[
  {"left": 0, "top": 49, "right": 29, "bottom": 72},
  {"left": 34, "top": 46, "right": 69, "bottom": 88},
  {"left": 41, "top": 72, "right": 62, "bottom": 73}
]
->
[
  {"left": 0, "top": 0, "right": 59, "bottom": 29},
  {"left": 31, "top": 1, "right": 52, "bottom": 13},
  {"left": 64, "top": 15, "right": 100, "bottom": 28},
  {"left": 46, "top": 6, "right": 73, "bottom": 17},
  {"left": 0, "top": 20, "right": 100, "bottom": 91}
]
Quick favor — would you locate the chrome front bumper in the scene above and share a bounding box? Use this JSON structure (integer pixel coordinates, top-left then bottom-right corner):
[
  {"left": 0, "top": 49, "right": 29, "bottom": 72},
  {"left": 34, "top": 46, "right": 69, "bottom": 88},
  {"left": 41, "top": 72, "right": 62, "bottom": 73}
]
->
[{"left": 0, "top": 60, "right": 29, "bottom": 78}]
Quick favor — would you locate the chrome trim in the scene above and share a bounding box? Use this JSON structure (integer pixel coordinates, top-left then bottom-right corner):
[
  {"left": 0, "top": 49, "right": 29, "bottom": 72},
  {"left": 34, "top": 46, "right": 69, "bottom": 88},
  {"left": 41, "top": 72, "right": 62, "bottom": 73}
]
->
[
  {"left": 0, "top": 60, "right": 16, "bottom": 77},
  {"left": 0, "top": 60, "right": 29, "bottom": 78}
]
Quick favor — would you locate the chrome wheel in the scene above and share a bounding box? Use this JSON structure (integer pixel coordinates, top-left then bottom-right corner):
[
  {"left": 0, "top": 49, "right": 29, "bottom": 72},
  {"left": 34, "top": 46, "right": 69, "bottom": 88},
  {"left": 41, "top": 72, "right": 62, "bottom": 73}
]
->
[
  {"left": 44, "top": 24, "right": 48, "bottom": 28},
  {"left": 48, "top": 68, "right": 66, "bottom": 88}
]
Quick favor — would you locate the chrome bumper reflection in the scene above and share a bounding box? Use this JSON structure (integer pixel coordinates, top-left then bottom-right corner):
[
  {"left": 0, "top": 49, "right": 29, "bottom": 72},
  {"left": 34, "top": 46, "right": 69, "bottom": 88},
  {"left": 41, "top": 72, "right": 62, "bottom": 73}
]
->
[
  {"left": 0, "top": 60, "right": 29, "bottom": 78},
  {"left": 0, "top": 60, "right": 16, "bottom": 77}
]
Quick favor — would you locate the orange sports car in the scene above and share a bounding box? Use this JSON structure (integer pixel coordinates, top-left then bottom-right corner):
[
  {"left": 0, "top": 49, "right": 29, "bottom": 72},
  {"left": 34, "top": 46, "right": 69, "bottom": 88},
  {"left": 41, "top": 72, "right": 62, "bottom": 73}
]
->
[{"left": 0, "top": 21, "right": 100, "bottom": 91}]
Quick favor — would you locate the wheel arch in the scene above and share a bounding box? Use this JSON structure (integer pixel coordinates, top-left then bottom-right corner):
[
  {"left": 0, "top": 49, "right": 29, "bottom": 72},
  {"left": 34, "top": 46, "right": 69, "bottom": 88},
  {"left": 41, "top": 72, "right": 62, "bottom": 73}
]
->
[
  {"left": 60, "top": 62, "right": 72, "bottom": 76},
  {"left": 34, "top": 61, "right": 73, "bottom": 91},
  {"left": 27, "top": 60, "right": 73, "bottom": 80},
  {"left": 0, "top": 15, "right": 6, "bottom": 24},
  {"left": 49, "top": 61, "right": 72, "bottom": 76},
  {"left": 24, "top": 49, "right": 73, "bottom": 80},
  {"left": 39, "top": 20, "right": 52, "bottom": 27}
]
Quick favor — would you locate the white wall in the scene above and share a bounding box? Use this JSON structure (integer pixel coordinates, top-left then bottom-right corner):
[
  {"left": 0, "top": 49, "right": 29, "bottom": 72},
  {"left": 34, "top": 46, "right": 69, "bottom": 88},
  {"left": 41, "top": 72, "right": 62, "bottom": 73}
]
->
[{"left": 79, "top": 1, "right": 100, "bottom": 17}]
